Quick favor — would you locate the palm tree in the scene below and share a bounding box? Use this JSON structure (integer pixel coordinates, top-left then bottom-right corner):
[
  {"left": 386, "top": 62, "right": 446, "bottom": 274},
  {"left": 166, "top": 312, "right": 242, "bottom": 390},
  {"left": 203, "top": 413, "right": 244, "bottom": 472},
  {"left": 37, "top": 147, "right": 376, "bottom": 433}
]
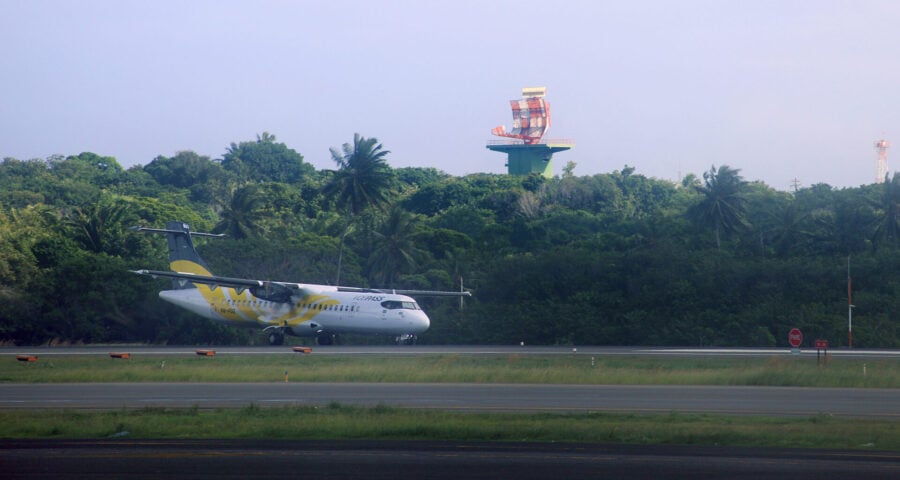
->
[
  {"left": 214, "top": 185, "right": 266, "bottom": 239},
  {"left": 765, "top": 201, "right": 812, "bottom": 256},
  {"left": 256, "top": 131, "right": 277, "bottom": 143},
  {"left": 323, "top": 134, "right": 394, "bottom": 284},
  {"left": 323, "top": 133, "right": 393, "bottom": 216},
  {"left": 64, "top": 193, "right": 133, "bottom": 254},
  {"left": 687, "top": 165, "right": 749, "bottom": 249},
  {"left": 367, "top": 206, "right": 426, "bottom": 288}
]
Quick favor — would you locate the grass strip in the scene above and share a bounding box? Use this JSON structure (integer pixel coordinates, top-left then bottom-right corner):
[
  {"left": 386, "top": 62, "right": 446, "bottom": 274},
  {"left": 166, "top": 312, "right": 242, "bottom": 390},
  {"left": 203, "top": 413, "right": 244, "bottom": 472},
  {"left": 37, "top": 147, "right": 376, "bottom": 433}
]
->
[
  {"left": 1, "top": 404, "right": 896, "bottom": 451},
  {"left": 2, "top": 354, "right": 898, "bottom": 388}
]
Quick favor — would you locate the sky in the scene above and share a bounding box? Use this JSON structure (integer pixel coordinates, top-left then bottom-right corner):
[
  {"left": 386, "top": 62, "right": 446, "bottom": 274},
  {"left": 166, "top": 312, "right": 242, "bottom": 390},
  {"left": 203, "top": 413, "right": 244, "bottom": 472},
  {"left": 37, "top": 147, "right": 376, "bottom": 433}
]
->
[{"left": 2, "top": 0, "right": 900, "bottom": 190}]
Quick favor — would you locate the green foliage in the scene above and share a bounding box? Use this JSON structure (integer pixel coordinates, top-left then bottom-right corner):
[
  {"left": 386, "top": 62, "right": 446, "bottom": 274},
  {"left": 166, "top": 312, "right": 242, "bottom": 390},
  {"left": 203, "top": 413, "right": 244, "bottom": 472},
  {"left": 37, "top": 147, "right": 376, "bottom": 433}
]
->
[
  {"left": 323, "top": 133, "right": 393, "bottom": 216},
  {"left": 393, "top": 167, "right": 451, "bottom": 192},
  {"left": 2, "top": 143, "right": 900, "bottom": 347},
  {"left": 213, "top": 184, "right": 267, "bottom": 239},
  {"left": 221, "top": 132, "right": 313, "bottom": 184},
  {"left": 870, "top": 172, "right": 900, "bottom": 248},
  {"left": 688, "top": 165, "right": 750, "bottom": 248},
  {"left": 367, "top": 207, "right": 427, "bottom": 287},
  {"left": 4, "top": 354, "right": 899, "bottom": 388},
  {"left": 5, "top": 406, "right": 899, "bottom": 450},
  {"left": 143, "top": 151, "right": 232, "bottom": 204},
  {"left": 200, "top": 233, "right": 360, "bottom": 287}
]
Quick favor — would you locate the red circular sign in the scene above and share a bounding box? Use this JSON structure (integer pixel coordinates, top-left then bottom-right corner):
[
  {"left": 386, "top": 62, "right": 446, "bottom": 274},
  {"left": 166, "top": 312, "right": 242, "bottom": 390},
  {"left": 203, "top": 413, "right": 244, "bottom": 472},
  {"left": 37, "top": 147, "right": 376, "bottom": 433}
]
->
[{"left": 788, "top": 328, "right": 803, "bottom": 348}]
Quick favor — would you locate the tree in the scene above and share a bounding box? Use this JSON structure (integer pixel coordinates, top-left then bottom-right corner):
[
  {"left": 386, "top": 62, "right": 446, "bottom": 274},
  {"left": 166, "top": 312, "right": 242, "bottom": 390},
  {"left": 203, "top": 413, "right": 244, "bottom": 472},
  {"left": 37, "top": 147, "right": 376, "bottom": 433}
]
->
[
  {"left": 681, "top": 173, "right": 700, "bottom": 189},
  {"left": 52, "top": 152, "right": 124, "bottom": 185},
  {"left": 394, "top": 167, "right": 451, "bottom": 191},
  {"left": 323, "top": 133, "right": 393, "bottom": 216},
  {"left": 64, "top": 192, "right": 137, "bottom": 255},
  {"left": 213, "top": 185, "right": 266, "bottom": 239},
  {"left": 871, "top": 172, "right": 900, "bottom": 248},
  {"left": 0, "top": 206, "right": 52, "bottom": 341},
  {"left": 562, "top": 161, "right": 577, "bottom": 179},
  {"left": 221, "top": 132, "right": 312, "bottom": 184},
  {"left": 688, "top": 165, "right": 750, "bottom": 249},
  {"left": 323, "top": 134, "right": 394, "bottom": 284},
  {"left": 145, "top": 151, "right": 211, "bottom": 188},
  {"left": 764, "top": 200, "right": 812, "bottom": 256},
  {"left": 402, "top": 179, "right": 471, "bottom": 216},
  {"left": 367, "top": 206, "right": 427, "bottom": 287},
  {"left": 143, "top": 151, "right": 231, "bottom": 204}
]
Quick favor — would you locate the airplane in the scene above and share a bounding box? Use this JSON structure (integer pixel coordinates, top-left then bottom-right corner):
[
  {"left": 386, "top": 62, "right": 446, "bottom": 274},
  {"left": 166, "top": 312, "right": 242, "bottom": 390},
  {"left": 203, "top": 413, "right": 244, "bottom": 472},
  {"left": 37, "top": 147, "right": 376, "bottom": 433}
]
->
[{"left": 130, "top": 221, "right": 470, "bottom": 345}]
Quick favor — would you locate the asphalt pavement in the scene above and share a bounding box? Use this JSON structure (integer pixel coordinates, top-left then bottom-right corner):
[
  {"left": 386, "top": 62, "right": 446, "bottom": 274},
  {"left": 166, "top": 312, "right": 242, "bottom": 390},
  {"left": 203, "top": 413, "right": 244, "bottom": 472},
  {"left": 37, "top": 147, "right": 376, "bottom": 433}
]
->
[{"left": 4, "top": 439, "right": 899, "bottom": 480}]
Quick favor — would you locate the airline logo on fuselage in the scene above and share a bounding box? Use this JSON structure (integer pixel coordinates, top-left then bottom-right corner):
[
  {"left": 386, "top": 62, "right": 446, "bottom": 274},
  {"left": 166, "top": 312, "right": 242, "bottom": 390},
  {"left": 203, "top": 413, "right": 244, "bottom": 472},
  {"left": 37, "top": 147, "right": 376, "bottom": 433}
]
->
[
  {"left": 169, "top": 259, "right": 339, "bottom": 327},
  {"left": 353, "top": 295, "right": 385, "bottom": 302}
]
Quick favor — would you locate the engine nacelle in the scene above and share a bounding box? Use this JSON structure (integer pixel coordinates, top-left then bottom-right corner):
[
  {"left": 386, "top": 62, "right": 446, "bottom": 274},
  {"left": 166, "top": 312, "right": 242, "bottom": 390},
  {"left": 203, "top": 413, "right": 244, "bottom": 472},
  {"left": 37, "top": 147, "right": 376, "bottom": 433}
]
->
[{"left": 249, "top": 283, "right": 295, "bottom": 303}]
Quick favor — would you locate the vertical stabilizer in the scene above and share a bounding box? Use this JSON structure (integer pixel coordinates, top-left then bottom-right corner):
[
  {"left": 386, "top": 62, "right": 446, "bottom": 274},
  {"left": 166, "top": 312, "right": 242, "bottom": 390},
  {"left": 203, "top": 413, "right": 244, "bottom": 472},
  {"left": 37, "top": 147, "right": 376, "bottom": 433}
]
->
[
  {"left": 164, "top": 222, "right": 215, "bottom": 289},
  {"left": 165, "top": 222, "right": 208, "bottom": 266},
  {"left": 139, "top": 221, "right": 218, "bottom": 289}
]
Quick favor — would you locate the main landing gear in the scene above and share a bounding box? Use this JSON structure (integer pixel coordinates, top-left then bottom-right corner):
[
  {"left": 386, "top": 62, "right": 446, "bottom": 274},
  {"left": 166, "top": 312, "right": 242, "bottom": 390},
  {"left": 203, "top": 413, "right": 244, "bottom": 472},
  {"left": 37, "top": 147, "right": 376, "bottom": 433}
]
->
[
  {"left": 316, "top": 333, "right": 335, "bottom": 346},
  {"left": 265, "top": 327, "right": 285, "bottom": 346}
]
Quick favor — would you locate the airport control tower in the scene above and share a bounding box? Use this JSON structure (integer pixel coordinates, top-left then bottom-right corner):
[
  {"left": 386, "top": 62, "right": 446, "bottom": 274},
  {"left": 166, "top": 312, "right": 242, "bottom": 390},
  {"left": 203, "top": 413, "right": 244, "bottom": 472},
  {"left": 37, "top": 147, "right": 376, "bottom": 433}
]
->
[{"left": 487, "top": 87, "right": 574, "bottom": 178}]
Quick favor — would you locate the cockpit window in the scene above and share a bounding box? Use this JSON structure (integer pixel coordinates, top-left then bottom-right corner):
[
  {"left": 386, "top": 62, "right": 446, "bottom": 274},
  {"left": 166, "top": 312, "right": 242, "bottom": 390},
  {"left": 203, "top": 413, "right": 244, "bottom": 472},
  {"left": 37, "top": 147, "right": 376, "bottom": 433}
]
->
[{"left": 381, "top": 300, "right": 420, "bottom": 310}]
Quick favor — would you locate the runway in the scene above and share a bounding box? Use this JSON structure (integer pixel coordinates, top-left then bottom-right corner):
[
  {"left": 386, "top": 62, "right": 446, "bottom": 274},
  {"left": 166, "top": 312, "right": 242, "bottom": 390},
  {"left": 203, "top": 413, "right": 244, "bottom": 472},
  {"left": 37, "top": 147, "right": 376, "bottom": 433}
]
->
[
  {"left": 5, "top": 344, "right": 900, "bottom": 359},
  {"left": 2, "top": 345, "right": 897, "bottom": 417},
  {"left": 2, "top": 382, "right": 898, "bottom": 418},
  {"left": 3, "top": 346, "right": 898, "bottom": 478},
  {"left": 3, "top": 439, "right": 899, "bottom": 480}
]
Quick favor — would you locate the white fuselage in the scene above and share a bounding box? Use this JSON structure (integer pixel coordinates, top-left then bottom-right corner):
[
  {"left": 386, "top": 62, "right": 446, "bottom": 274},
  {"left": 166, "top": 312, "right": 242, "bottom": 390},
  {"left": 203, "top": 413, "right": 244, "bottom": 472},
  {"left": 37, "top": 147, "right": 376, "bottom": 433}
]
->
[{"left": 159, "top": 286, "right": 430, "bottom": 337}]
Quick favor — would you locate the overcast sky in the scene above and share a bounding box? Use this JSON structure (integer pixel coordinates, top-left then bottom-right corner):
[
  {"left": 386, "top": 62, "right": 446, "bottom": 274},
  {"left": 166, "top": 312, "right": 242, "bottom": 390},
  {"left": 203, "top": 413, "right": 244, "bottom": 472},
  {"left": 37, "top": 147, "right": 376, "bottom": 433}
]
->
[{"left": 2, "top": 0, "right": 899, "bottom": 190}]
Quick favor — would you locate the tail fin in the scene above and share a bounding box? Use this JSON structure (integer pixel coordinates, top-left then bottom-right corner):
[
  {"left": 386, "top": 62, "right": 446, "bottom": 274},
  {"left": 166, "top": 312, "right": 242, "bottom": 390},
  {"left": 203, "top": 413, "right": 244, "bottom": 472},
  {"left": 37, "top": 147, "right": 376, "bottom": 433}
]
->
[
  {"left": 131, "top": 221, "right": 223, "bottom": 289},
  {"left": 163, "top": 221, "right": 212, "bottom": 274}
]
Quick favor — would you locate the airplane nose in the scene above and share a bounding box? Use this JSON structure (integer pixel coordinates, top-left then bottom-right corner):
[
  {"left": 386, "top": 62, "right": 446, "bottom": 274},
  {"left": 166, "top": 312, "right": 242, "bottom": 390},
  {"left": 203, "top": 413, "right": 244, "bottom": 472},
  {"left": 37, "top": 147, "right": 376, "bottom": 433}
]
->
[{"left": 417, "top": 312, "right": 431, "bottom": 332}]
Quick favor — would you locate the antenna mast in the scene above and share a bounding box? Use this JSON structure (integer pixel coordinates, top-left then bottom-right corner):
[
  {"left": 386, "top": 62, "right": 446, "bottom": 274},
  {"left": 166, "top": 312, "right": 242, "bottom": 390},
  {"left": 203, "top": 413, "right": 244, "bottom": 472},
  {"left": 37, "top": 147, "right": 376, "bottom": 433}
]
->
[
  {"left": 848, "top": 256, "right": 853, "bottom": 349},
  {"left": 875, "top": 138, "right": 890, "bottom": 183}
]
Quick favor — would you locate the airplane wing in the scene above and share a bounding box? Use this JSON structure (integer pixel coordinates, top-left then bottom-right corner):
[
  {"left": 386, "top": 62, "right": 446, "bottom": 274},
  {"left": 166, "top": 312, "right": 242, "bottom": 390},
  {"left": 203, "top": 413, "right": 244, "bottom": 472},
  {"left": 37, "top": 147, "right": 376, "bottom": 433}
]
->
[
  {"left": 130, "top": 269, "right": 303, "bottom": 303},
  {"left": 131, "top": 270, "right": 472, "bottom": 302},
  {"left": 131, "top": 269, "right": 472, "bottom": 301},
  {"left": 336, "top": 286, "right": 472, "bottom": 297}
]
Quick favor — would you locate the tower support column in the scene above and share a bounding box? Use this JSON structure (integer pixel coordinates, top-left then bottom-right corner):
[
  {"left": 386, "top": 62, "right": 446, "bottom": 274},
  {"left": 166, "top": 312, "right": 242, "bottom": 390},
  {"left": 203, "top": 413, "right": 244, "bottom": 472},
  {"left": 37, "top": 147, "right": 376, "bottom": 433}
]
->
[{"left": 486, "top": 142, "right": 572, "bottom": 178}]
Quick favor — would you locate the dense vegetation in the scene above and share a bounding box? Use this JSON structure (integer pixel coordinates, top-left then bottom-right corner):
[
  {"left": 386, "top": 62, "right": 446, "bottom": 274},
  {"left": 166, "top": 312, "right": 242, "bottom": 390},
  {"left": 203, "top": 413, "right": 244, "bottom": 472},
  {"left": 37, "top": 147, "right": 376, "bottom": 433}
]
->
[{"left": 2, "top": 133, "right": 899, "bottom": 347}]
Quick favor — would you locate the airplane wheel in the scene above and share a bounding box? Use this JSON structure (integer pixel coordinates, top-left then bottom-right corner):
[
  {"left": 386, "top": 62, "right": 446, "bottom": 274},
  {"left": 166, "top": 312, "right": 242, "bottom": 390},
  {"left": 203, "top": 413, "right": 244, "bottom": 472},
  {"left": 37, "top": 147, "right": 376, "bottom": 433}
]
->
[
  {"left": 268, "top": 331, "right": 285, "bottom": 346},
  {"left": 316, "top": 334, "right": 333, "bottom": 346}
]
